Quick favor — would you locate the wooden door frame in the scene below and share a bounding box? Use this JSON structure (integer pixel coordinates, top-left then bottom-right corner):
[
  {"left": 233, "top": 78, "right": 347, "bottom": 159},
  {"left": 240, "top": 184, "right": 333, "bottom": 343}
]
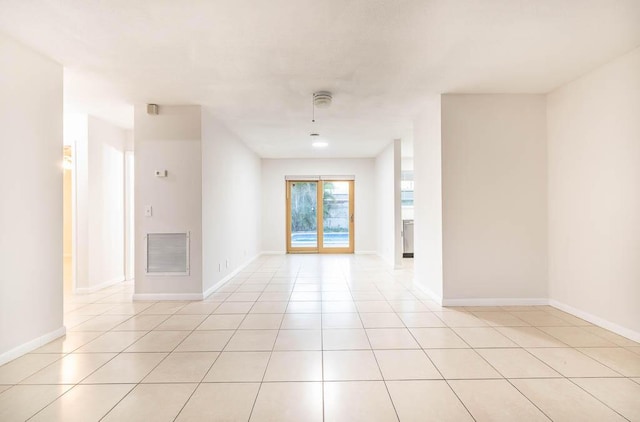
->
[{"left": 286, "top": 179, "right": 354, "bottom": 254}]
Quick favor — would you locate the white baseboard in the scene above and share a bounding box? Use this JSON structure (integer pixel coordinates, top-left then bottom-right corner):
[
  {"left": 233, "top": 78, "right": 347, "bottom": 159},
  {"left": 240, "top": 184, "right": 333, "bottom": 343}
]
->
[
  {"left": 0, "top": 326, "right": 66, "bottom": 366},
  {"left": 549, "top": 299, "right": 640, "bottom": 343},
  {"left": 203, "top": 253, "right": 262, "bottom": 299},
  {"left": 74, "top": 276, "right": 125, "bottom": 295},
  {"left": 442, "top": 297, "right": 549, "bottom": 307},
  {"left": 132, "top": 292, "right": 204, "bottom": 301}
]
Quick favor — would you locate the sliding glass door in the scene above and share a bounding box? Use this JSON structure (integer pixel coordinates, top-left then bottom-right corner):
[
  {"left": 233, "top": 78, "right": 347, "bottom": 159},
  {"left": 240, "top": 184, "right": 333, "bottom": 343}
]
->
[{"left": 286, "top": 179, "right": 354, "bottom": 253}]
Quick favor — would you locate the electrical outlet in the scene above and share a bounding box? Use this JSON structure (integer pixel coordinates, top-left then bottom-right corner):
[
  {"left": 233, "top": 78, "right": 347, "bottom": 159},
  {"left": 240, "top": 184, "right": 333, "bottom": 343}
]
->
[{"left": 144, "top": 205, "right": 152, "bottom": 217}]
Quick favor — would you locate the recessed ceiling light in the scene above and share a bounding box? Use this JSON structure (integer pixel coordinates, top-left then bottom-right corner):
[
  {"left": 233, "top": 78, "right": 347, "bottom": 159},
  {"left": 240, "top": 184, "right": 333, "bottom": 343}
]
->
[{"left": 312, "top": 141, "right": 328, "bottom": 148}]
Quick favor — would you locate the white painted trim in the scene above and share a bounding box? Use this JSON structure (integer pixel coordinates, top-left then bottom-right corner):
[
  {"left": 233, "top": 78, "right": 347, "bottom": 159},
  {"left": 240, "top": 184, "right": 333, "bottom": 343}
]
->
[
  {"left": 261, "top": 251, "right": 286, "bottom": 255},
  {"left": 0, "top": 326, "right": 66, "bottom": 366},
  {"left": 74, "top": 276, "right": 125, "bottom": 295},
  {"left": 442, "top": 297, "right": 549, "bottom": 307},
  {"left": 355, "top": 250, "right": 377, "bottom": 255},
  {"left": 133, "top": 293, "right": 203, "bottom": 301},
  {"left": 549, "top": 299, "right": 640, "bottom": 343},
  {"left": 203, "top": 253, "right": 262, "bottom": 299}
]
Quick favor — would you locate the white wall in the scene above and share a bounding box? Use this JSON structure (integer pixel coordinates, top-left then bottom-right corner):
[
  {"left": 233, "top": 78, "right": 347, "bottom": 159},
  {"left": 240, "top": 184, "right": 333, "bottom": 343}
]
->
[
  {"left": 134, "top": 105, "right": 203, "bottom": 298},
  {"left": 547, "top": 47, "right": 640, "bottom": 338},
  {"left": 441, "top": 94, "right": 548, "bottom": 302},
  {"left": 261, "top": 158, "right": 376, "bottom": 253},
  {"left": 0, "top": 34, "right": 64, "bottom": 364},
  {"left": 413, "top": 96, "right": 444, "bottom": 301},
  {"left": 202, "top": 110, "right": 261, "bottom": 294},
  {"left": 375, "top": 140, "right": 402, "bottom": 267}
]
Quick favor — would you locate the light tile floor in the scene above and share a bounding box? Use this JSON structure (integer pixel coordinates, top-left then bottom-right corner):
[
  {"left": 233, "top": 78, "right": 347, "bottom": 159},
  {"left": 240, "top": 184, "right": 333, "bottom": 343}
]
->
[{"left": 1, "top": 254, "right": 640, "bottom": 421}]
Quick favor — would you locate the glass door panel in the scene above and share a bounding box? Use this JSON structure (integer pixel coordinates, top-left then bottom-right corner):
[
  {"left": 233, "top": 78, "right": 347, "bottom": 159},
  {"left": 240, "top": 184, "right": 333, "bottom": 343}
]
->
[
  {"left": 288, "top": 181, "right": 319, "bottom": 251},
  {"left": 322, "top": 181, "right": 351, "bottom": 249}
]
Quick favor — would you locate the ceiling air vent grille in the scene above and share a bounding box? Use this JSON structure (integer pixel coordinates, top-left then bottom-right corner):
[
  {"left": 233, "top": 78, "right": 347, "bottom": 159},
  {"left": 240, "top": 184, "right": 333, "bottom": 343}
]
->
[{"left": 145, "top": 232, "right": 190, "bottom": 275}]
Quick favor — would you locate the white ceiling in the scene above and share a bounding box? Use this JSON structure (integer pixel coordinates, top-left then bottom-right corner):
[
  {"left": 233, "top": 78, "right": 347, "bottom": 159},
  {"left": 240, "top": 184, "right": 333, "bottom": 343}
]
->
[{"left": 1, "top": 0, "right": 639, "bottom": 158}]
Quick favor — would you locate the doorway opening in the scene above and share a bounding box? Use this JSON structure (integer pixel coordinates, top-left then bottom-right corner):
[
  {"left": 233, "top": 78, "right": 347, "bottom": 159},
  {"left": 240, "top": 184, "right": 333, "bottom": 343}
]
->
[{"left": 286, "top": 179, "right": 354, "bottom": 253}]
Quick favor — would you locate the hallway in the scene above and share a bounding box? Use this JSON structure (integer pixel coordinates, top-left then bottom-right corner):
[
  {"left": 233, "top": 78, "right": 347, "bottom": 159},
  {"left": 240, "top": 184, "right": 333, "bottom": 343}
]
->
[{"left": 0, "top": 254, "right": 639, "bottom": 421}]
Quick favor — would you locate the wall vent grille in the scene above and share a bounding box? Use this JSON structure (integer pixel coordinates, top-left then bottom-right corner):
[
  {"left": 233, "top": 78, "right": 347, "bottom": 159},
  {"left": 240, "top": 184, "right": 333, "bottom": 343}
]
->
[{"left": 145, "top": 232, "right": 190, "bottom": 275}]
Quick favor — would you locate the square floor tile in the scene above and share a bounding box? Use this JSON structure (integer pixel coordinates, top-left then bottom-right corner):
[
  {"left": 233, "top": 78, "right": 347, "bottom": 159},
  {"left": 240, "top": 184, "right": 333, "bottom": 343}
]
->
[
  {"left": 511, "top": 378, "right": 627, "bottom": 422},
  {"left": 250, "top": 301, "right": 289, "bottom": 314},
  {"left": 197, "top": 314, "right": 244, "bottom": 330},
  {"left": 449, "top": 379, "right": 549, "bottom": 422},
  {"left": 0, "top": 385, "right": 72, "bottom": 422},
  {"left": 239, "top": 313, "right": 284, "bottom": 329},
  {"left": 214, "top": 302, "right": 254, "bottom": 314},
  {"left": 33, "top": 332, "right": 102, "bottom": 353},
  {"left": 113, "top": 315, "right": 169, "bottom": 331},
  {"left": 225, "top": 330, "right": 278, "bottom": 351},
  {"left": 174, "top": 330, "right": 234, "bottom": 352},
  {"left": 81, "top": 352, "right": 165, "bottom": 383},
  {"left": 323, "top": 329, "right": 371, "bottom": 350},
  {"left": 155, "top": 314, "right": 207, "bottom": 330},
  {"left": 366, "top": 328, "right": 420, "bottom": 349},
  {"left": 495, "top": 326, "right": 569, "bottom": 347},
  {"left": 508, "top": 311, "right": 568, "bottom": 327},
  {"left": 578, "top": 347, "right": 640, "bottom": 376},
  {"left": 324, "top": 381, "right": 398, "bottom": 422},
  {"left": 286, "top": 301, "right": 322, "bottom": 313},
  {"left": 250, "top": 382, "right": 323, "bottom": 422},
  {"left": 571, "top": 377, "right": 640, "bottom": 422},
  {"left": 453, "top": 327, "right": 518, "bottom": 348},
  {"left": 426, "top": 349, "right": 501, "bottom": 379},
  {"left": 22, "top": 353, "right": 115, "bottom": 384},
  {"left": 176, "top": 383, "right": 259, "bottom": 422},
  {"left": 102, "top": 383, "right": 197, "bottom": 422},
  {"left": 471, "top": 311, "right": 529, "bottom": 327},
  {"left": 281, "top": 314, "right": 321, "bottom": 329},
  {"left": 125, "top": 331, "right": 190, "bottom": 352},
  {"left": 322, "top": 313, "right": 363, "bottom": 329},
  {"left": 398, "top": 312, "right": 447, "bottom": 328},
  {"left": 410, "top": 328, "right": 469, "bottom": 348},
  {"left": 143, "top": 352, "right": 218, "bottom": 383},
  {"left": 175, "top": 302, "right": 220, "bottom": 314},
  {"left": 355, "top": 301, "right": 394, "bottom": 313},
  {"left": 264, "top": 351, "right": 322, "bottom": 381},
  {"left": 30, "top": 384, "right": 134, "bottom": 422},
  {"left": 375, "top": 350, "right": 442, "bottom": 380},
  {"left": 0, "top": 354, "right": 62, "bottom": 384},
  {"left": 434, "top": 311, "right": 487, "bottom": 327},
  {"left": 274, "top": 329, "right": 321, "bottom": 350},
  {"left": 322, "top": 301, "right": 358, "bottom": 313},
  {"left": 204, "top": 352, "right": 270, "bottom": 382},
  {"left": 323, "top": 350, "right": 382, "bottom": 381},
  {"left": 360, "top": 313, "right": 405, "bottom": 328},
  {"left": 527, "top": 348, "right": 622, "bottom": 377},
  {"left": 539, "top": 327, "right": 618, "bottom": 347},
  {"left": 76, "top": 331, "right": 147, "bottom": 353},
  {"left": 387, "top": 380, "right": 473, "bottom": 421},
  {"left": 476, "top": 348, "right": 560, "bottom": 378}
]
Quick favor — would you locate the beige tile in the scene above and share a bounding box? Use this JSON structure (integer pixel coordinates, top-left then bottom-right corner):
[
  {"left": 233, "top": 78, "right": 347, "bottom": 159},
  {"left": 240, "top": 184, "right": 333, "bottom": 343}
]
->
[
  {"left": 471, "top": 311, "right": 529, "bottom": 327},
  {"left": 572, "top": 377, "right": 640, "bottom": 422},
  {"left": 175, "top": 302, "right": 220, "bottom": 314},
  {"left": 366, "top": 328, "right": 420, "bottom": 349},
  {"left": 69, "top": 315, "right": 130, "bottom": 331},
  {"left": 453, "top": 327, "right": 518, "bottom": 348},
  {"left": 274, "top": 329, "right": 321, "bottom": 350},
  {"left": 322, "top": 301, "right": 358, "bottom": 313},
  {"left": 227, "top": 292, "right": 261, "bottom": 301},
  {"left": 22, "top": 353, "right": 115, "bottom": 384},
  {"left": 204, "top": 351, "right": 270, "bottom": 382},
  {"left": 477, "top": 348, "right": 561, "bottom": 378},
  {"left": 323, "top": 350, "right": 382, "bottom": 381},
  {"left": 582, "top": 326, "right": 640, "bottom": 347},
  {"left": 375, "top": 350, "right": 442, "bottom": 380},
  {"left": 196, "top": 314, "right": 244, "bottom": 330},
  {"left": 141, "top": 302, "right": 188, "bottom": 315},
  {"left": 155, "top": 314, "right": 207, "bottom": 330},
  {"left": 264, "top": 351, "right": 323, "bottom": 381},
  {"left": 387, "top": 380, "right": 473, "bottom": 421},
  {"left": 0, "top": 353, "right": 62, "bottom": 384},
  {"left": 125, "top": 331, "right": 190, "bottom": 352},
  {"left": 258, "top": 292, "right": 291, "bottom": 301},
  {"left": 250, "top": 382, "right": 322, "bottom": 422},
  {"left": 225, "top": 330, "right": 278, "bottom": 351},
  {"left": 33, "top": 331, "right": 102, "bottom": 353},
  {"left": 281, "top": 313, "right": 321, "bottom": 329},
  {"left": 495, "top": 326, "right": 569, "bottom": 347},
  {"left": 388, "top": 300, "right": 430, "bottom": 313},
  {"left": 322, "top": 313, "right": 363, "bottom": 328},
  {"left": 449, "top": 379, "right": 549, "bottom": 422},
  {"left": 103, "top": 383, "right": 197, "bottom": 422},
  {"left": 214, "top": 301, "right": 254, "bottom": 314},
  {"left": 174, "top": 330, "right": 234, "bottom": 351},
  {"left": 30, "top": 384, "right": 134, "bottom": 422},
  {"left": 512, "top": 378, "right": 627, "bottom": 422},
  {"left": 527, "top": 348, "right": 622, "bottom": 377},
  {"left": 322, "top": 291, "right": 353, "bottom": 301},
  {"left": 360, "top": 312, "right": 405, "bottom": 328},
  {"left": 323, "top": 329, "right": 371, "bottom": 350},
  {"left": 286, "top": 301, "right": 322, "bottom": 313},
  {"left": 0, "top": 385, "right": 72, "bottom": 422},
  {"left": 324, "top": 381, "right": 398, "bottom": 422},
  {"left": 239, "top": 313, "right": 284, "bottom": 329},
  {"left": 290, "top": 291, "right": 322, "bottom": 301},
  {"left": 434, "top": 311, "right": 487, "bottom": 327},
  {"left": 81, "top": 352, "right": 165, "bottom": 383},
  {"left": 398, "top": 312, "right": 447, "bottom": 328},
  {"left": 579, "top": 347, "right": 640, "bottom": 376},
  {"left": 426, "top": 349, "right": 501, "bottom": 379},
  {"left": 143, "top": 352, "right": 218, "bottom": 383},
  {"left": 250, "top": 301, "right": 289, "bottom": 313},
  {"left": 355, "top": 301, "right": 394, "bottom": 313},
  {"left": 113, "top": 314, "right": 169, "bottom": 331},
  {"left": 509, "top": 311, "right": 569, "bottom": 326},
  {"left": 176, "top": 383, "right": 259, "bottom": 422},
  {"left": 76, "top": 331, "right": 147, "bottom": 352},
  {"left": 410, "top": 328, "right": 469, "bottom": 348},
  {"left": 539, "top": 326, "right": 618, "bottom": 347}
]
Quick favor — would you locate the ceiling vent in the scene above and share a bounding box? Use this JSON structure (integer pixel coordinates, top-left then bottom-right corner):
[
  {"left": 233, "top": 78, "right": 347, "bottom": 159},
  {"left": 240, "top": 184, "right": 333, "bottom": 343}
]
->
[{"left": 313, "top": 91, "right": 332, "bottom": 108}]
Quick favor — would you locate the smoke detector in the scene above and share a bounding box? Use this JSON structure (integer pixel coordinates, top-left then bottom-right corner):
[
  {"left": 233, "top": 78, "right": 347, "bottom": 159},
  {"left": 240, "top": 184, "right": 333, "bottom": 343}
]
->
[{"left": 313, "top": 91, "right": 332, "bottom": 108}]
